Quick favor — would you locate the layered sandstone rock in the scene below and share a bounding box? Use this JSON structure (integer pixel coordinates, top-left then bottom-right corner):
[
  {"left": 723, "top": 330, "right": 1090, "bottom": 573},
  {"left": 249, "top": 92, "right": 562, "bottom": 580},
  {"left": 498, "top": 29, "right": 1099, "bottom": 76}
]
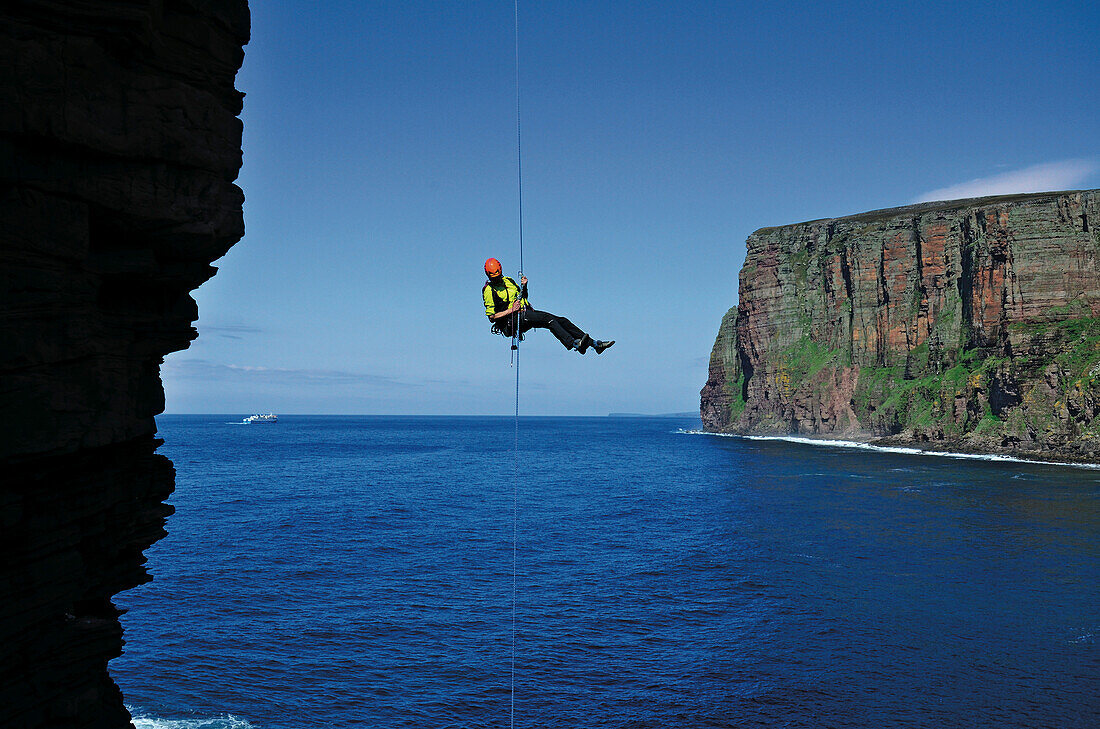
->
[
  {"left": 701, "top": 190, "right": 1100, "bottom": 462},
  {"left": 0, "top": 2, "right": 249, "bottom": 727}
]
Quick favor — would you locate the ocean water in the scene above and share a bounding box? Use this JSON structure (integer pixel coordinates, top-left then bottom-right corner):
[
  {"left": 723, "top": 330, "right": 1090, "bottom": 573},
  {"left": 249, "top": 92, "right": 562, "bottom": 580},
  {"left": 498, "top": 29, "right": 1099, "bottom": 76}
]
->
[{"left": 112, "top": 415, "right": 1100, "bottom": 729}]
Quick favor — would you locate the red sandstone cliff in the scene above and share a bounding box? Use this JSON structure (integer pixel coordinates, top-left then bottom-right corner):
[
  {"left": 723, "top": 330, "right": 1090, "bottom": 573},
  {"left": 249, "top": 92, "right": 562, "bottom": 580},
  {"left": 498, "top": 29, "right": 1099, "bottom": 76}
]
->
[
  {"left": 701, "top": 190, "right": 1100, "bottom": 463},
  {"left": 0, "top": 3, "right": 249, "bottom": 727}
]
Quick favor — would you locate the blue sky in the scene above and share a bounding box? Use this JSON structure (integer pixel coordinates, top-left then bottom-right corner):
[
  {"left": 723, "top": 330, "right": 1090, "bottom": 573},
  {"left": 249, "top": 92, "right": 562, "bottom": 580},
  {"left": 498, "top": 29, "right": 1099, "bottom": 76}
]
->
[{"left": 163, "top": 0, "right": 1100, "bottom": 415}]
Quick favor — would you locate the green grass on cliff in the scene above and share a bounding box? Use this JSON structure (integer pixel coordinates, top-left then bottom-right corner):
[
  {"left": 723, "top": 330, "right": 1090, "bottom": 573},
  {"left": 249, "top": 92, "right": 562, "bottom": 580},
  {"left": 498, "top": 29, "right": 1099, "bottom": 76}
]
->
[
  {"left": 779, "top": 336, "right": 841, "bottom": 383},
  {"left": 1010, "top": 317, "right": 1100, "bottom": 391},
  {"left": 727, "top": 317, "right": 1100, "bottom": 435},
  {"left": 851, "top": 353, "right": 1011, "bottom": 436},
  {"left": 1053, "top": 319, "right": 1100, "bottom": 386},
  {"left": 728, "top": 373, "right": 747, "bottom": 420},
  {"left": 853, "top": 317, "right": 1100, "bottom": 436},
  {"left": 762, "top": 333, "right": 1009, "bottom": 434},
  {"left": 1044, "top": 299, "right": 1095, "bottom": 320}
]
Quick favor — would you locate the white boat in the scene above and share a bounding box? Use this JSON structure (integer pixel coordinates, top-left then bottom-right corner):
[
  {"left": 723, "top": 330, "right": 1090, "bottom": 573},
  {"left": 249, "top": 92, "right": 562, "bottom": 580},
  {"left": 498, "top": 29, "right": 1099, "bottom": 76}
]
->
[{"left": 244, "top": 413, "right": 278, "bottom": 424}]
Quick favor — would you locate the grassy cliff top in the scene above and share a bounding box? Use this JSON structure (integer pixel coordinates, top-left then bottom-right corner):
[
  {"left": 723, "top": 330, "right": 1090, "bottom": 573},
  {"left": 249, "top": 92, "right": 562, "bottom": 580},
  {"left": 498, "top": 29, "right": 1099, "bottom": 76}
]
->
[{"left": 752, "top": 189, "right": 1095, "bottom": 235}]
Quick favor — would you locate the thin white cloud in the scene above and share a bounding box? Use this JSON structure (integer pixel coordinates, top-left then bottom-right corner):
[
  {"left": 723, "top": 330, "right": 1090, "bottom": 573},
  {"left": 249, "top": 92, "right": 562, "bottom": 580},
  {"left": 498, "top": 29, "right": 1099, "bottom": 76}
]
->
[
  {"left": 201, "top": 324, "right": 264, "bottom": 340},
  {"left": 912, "top": 159, "right": 1097, "bottom": 203},
  {"left": 202, "top": 324, "right": 263, "bottom": 334},
  {"left": 163, "top": 358, "right": 416, "bottom": 387}
]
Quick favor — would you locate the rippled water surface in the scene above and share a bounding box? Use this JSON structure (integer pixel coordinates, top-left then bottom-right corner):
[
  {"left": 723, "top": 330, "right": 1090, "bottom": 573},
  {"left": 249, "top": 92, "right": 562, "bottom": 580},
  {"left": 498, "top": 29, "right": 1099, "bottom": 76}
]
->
[{"left": 112, "top": 415, "right": 1100, "bottom": 728}]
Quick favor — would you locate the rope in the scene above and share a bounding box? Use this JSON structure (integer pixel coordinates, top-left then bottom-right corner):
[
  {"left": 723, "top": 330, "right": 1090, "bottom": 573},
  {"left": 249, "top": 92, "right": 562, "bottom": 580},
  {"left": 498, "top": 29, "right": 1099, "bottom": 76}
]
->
[
  {"left": 511, "top": 339, "right": 519, "bottom": 729},
  {"left": 514, "top": 0, "right": 525, "bottom": 276},
  {"left": 510, "top": 2, "right": 523, "bottom": 729}
]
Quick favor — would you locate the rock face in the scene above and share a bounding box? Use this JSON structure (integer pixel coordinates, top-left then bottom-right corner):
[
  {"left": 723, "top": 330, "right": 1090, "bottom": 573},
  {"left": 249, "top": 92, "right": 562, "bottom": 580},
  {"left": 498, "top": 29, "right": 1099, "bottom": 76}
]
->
[
  {"left": 0, "top": 3, "right": 249, "bottom": 727},
  {"left": 701, "top": 190, "right": 1100, "bottom": 462}
]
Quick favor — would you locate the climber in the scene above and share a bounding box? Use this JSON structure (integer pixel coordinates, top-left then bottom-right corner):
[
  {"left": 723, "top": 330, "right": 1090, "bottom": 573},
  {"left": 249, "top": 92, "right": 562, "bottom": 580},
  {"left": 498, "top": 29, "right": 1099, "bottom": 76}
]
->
[{"left": 482, "top": 258, "right": 614, "bottom": 354}]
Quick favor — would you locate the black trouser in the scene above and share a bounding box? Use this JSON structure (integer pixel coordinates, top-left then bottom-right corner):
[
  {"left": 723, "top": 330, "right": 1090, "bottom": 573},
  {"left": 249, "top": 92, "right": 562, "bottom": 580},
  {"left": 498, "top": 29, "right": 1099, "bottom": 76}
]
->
[{"left": 502, "top": 308, "right": 587, "bottom": 349}]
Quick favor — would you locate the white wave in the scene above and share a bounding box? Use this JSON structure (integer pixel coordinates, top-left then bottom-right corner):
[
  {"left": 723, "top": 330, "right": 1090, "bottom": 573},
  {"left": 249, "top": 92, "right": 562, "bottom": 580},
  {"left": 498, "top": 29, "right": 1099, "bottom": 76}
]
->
[
  {"left": 128, "top": 711, "right": 254, "bottom": 729},
  {"left": 677, "top": 429, "right": 1100, "bottom": 471}
]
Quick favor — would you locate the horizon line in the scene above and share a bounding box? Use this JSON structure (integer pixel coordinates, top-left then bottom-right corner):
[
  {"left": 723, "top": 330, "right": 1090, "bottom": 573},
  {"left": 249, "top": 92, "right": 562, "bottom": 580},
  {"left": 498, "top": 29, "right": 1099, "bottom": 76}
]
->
[{"left": 158, "top": 412, "right": 702, "bottom": 418}]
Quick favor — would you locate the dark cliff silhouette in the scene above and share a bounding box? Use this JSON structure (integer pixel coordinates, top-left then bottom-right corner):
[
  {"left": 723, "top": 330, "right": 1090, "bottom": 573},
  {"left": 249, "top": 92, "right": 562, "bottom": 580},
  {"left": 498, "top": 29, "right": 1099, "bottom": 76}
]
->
[{"left": 0, "top": 2, "right": 249, "bottom": 726}]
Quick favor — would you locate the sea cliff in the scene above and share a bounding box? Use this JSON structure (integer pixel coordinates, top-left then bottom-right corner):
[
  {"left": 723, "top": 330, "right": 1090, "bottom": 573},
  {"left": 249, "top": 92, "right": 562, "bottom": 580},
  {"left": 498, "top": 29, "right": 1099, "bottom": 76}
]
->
[
  {"left": 701, "top": 190, "right": 1100, "bottom": 463},
  {"left": 0, "top": 2, "right": 249, "bottom": 727}
]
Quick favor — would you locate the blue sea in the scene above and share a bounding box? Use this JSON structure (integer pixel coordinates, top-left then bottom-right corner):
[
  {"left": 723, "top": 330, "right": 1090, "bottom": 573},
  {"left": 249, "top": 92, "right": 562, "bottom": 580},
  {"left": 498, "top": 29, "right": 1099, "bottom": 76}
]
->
[{"left": 112, "top": 415, "right": 1100, "bottom": 728}]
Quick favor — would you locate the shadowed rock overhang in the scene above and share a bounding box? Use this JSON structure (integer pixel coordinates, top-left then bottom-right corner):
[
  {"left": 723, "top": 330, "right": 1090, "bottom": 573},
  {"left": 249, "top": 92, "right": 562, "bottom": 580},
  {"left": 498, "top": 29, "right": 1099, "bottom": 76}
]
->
[{"left": 1, "top": 2, "right": 250, "bottom": 727}]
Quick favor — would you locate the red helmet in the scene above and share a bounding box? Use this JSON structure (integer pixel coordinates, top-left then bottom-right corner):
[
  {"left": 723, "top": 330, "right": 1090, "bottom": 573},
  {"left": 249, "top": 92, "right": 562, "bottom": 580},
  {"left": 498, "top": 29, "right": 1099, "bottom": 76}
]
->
[{"left": 484, "top": 257, "right": 502, "bottom": 277}]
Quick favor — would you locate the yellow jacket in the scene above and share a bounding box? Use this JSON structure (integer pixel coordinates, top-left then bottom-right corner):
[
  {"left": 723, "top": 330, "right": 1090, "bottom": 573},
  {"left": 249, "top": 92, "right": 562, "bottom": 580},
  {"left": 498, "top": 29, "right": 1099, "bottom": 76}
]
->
[{"left": 483, "top": 276, "right": 528, "bottom": 317}]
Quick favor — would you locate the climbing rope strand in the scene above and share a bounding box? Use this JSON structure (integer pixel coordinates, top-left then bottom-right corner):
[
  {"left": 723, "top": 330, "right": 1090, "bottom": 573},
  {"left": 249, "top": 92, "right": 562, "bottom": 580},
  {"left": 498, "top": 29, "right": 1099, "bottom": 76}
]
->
[
  {"left": 511, "top": 344, "right": 519, "bottom": 729},
  {"left": 511, "top": 2, "right": 522, "bottom": 729},
  {"left": 514, "top": 0, "right": 524, "bottom": 275}
]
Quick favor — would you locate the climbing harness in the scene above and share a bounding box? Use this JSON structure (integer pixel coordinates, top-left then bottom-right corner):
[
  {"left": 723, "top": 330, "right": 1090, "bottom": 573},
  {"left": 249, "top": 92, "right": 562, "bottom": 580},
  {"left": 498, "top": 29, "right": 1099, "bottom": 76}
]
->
[{"left": 507, "top": 277, "right": 527, "bottom": 365}]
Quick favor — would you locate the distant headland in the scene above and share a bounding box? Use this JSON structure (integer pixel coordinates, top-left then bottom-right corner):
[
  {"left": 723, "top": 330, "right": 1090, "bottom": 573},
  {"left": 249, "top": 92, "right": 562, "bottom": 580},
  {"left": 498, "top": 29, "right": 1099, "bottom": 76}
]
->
[{"left": 701, "top": 190, "right": 1100, "bottom": 464}]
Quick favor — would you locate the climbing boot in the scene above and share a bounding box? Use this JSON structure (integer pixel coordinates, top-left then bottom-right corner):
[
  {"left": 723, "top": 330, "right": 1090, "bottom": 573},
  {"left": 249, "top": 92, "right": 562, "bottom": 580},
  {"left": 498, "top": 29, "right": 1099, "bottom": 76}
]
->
[
  {"left": 593, "top": 339, "right": 615, "bottom": 354},
  {"left": 575, "top": 334, "right": 592, "bottom": 354}
]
